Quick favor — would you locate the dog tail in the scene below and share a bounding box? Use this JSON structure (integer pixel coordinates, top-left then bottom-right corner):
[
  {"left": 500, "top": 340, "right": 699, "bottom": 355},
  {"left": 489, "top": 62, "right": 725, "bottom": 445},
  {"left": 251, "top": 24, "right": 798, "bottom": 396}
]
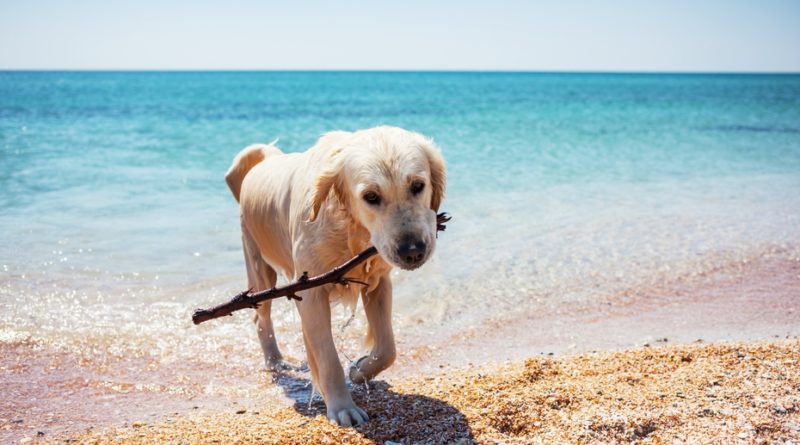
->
[{"left": 225, "top": 139, "right": 282, "bottom": 202}]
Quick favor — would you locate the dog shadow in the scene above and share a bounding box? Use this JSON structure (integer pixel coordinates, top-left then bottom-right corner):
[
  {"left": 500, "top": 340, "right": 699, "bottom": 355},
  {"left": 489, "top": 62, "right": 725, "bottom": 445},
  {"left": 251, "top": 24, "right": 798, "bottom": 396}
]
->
[{"left": 269, "top": 365, "right": 474, "bottom": 444}]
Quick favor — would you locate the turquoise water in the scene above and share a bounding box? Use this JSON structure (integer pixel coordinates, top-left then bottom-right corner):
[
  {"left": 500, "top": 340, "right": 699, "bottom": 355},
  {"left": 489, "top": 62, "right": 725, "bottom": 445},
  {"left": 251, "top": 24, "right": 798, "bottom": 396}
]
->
[{"left": 1, "top": 72, "right": 799, "bottom": 362}]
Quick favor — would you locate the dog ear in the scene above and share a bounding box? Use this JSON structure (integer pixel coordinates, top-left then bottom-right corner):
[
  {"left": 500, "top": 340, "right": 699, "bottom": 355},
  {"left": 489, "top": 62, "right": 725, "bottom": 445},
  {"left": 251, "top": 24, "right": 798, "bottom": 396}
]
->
[
  {"left": 308, "top": 149, "right": 345, "bottom": 222},
  {"left": 423, "top": 141, "right": 447, "bottom": 212}
]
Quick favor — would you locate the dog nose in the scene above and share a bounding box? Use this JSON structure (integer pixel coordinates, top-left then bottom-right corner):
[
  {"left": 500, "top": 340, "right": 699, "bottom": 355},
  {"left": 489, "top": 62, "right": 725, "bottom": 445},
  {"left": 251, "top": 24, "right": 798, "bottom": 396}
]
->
[{"left": 397, "top": 239, "right": 427, "bottom": 265}]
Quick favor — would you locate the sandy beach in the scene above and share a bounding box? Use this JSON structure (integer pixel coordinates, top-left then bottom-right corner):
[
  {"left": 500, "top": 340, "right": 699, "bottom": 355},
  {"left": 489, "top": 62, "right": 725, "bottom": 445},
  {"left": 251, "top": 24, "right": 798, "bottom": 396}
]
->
[
  {"left": 42, "top": 340, "right": 800, "bottom": 444},
  {"left": 2, "top": 247, "right": 798, "bottom": 444}
]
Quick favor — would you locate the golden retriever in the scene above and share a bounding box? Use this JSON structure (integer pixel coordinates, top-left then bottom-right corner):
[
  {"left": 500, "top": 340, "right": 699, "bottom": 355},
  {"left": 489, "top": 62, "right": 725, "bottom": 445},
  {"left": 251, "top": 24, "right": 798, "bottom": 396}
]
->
[{"left": 225, "top": 126, "right": 446, "bottom": 426}]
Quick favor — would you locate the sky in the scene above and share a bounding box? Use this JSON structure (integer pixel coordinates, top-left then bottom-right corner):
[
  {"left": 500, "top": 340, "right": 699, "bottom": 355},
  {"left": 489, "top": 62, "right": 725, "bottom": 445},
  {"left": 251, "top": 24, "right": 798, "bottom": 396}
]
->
[{"left": 1, "top": 0, "right": 799, "bottom": 71}]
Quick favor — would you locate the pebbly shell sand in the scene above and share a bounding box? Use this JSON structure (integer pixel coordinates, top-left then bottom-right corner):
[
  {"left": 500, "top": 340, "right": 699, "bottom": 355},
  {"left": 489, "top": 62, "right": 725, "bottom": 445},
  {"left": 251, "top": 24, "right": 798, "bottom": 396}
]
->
[{"left": 55, "top": 340, "right": 799, "bottom": 444}]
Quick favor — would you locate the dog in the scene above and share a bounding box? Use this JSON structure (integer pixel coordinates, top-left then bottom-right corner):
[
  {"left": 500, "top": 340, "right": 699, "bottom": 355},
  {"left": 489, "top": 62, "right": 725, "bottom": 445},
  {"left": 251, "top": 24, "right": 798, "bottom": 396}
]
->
[{"left": 225, "top": 126, "right": 446, "bottom": 426}]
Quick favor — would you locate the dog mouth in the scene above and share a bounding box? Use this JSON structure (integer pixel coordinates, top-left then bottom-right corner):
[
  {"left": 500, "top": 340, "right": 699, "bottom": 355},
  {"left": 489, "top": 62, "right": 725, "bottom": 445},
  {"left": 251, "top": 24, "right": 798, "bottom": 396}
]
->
[
  {"left": 393, "top": 257, "right": 427, "bottom": 271},
  {"left": 385, "top": 255, "right": 429, "bottom": 271},
  {"left": 379, "top": 238, "right": 432, "bottom": 271}
]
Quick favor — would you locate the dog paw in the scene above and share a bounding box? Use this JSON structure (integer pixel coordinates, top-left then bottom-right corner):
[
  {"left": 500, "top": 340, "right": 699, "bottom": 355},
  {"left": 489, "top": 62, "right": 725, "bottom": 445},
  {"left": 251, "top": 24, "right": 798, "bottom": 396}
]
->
[
  {"left": 327, "top": 402, "right": 369, "bottom": 427},
  {"left": 264, "top": 358, "right": 292, "bottom": 372},
  {"left": 349, "top": 352, "right": 395, "bottom": 384},
  {"left": 348, "top": 356, "right": 370, "bottom": 384}
]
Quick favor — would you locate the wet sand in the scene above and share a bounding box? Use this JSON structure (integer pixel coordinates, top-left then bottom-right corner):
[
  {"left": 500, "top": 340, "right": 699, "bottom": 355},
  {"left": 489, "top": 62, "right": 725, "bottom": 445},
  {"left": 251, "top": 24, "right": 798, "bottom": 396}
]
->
[
  {"left": 409, "top": 249, "right": 800, "bottom": 371},
  {"left": 2, "top": 252, "right": 799, "bottom": 443}
]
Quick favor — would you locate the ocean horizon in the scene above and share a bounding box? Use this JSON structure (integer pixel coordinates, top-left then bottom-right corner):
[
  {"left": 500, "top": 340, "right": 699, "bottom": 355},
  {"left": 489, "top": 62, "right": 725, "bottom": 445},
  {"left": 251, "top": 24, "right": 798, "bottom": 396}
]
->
[{"left": 3, "top": 69, "right": 800, "bottom": 73}]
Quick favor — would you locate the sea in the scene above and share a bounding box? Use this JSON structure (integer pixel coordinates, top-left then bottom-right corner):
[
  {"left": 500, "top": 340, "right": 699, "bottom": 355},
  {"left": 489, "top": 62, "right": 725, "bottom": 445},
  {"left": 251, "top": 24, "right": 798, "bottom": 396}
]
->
[{"left": 1, "top": 72, "right": 800, "bottom": 429}]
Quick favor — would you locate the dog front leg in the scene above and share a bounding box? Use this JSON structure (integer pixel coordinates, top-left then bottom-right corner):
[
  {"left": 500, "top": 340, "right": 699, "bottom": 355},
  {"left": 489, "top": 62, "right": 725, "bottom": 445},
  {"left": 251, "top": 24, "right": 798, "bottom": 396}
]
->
[
  {"left": 350, "top": 276, "right": 396, "bottom": 384},
  {"left": 296, "top": 288, "right": 368, "bottom": 426}
]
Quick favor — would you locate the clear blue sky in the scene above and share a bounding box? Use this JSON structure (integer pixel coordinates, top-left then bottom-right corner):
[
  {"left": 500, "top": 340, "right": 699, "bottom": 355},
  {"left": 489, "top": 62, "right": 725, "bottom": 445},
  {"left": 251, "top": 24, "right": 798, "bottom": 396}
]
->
[{"left": 1, "top": 0, "right": 799, "bottom": 71}]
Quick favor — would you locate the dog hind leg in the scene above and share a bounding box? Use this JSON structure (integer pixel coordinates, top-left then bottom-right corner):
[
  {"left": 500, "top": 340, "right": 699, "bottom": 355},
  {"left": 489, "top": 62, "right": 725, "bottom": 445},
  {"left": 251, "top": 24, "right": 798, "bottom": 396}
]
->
[{"left": 241, "top": 222, "right": 283, "bottom": 369}]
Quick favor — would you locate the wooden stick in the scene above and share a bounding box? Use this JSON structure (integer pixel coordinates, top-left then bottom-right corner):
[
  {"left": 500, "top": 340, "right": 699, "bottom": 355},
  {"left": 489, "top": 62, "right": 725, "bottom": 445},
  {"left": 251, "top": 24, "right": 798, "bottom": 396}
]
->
[{"left": 192, "top": 213, "right": 451, "bottom": 325}]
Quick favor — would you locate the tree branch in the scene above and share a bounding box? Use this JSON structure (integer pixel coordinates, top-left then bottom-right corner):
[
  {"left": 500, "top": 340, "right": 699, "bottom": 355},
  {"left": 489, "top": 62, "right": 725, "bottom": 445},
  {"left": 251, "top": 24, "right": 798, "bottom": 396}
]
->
[{"left": 191, "top": 213, "right": 452, "bottom": 325}]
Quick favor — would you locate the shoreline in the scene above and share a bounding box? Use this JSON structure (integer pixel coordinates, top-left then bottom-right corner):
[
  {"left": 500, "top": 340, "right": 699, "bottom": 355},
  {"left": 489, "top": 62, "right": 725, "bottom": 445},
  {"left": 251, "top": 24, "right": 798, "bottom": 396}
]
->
[
  {"left": 1, "top": 251, "right": 799, "bottom": 443},
  {"left": 395, "top": 248, "right": 800, "bottom": 375}
]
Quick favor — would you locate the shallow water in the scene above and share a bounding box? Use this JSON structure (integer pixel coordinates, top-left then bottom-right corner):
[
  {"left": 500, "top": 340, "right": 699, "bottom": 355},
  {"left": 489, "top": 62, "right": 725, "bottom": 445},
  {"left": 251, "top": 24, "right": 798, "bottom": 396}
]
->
[{"left": 1, "top": 72, "right": 800, "bottom": 437}]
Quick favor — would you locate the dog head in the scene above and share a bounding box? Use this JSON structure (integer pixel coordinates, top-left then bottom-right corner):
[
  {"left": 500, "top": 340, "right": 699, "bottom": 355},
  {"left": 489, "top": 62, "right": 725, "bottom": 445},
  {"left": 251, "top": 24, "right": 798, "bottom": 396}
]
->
[{"left": 309, "top": 126, "right": 446, "bottom": 270}]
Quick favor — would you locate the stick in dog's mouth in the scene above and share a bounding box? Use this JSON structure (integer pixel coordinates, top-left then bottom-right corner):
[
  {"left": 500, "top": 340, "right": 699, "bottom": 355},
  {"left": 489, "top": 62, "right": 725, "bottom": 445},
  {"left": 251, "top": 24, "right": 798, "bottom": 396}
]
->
[{"left": 191, "top": 213, "right": 452, "bottom": 325}]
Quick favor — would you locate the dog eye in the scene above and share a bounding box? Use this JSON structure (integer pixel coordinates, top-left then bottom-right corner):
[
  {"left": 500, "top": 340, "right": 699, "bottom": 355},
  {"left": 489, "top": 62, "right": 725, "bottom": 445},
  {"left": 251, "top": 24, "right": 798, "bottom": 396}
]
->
[
  {"left": 363, "top": 191, "right": 381, "bottom": 205},
  {"left": 410, "top": 181, "right": 425, "bottom": 195}
]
